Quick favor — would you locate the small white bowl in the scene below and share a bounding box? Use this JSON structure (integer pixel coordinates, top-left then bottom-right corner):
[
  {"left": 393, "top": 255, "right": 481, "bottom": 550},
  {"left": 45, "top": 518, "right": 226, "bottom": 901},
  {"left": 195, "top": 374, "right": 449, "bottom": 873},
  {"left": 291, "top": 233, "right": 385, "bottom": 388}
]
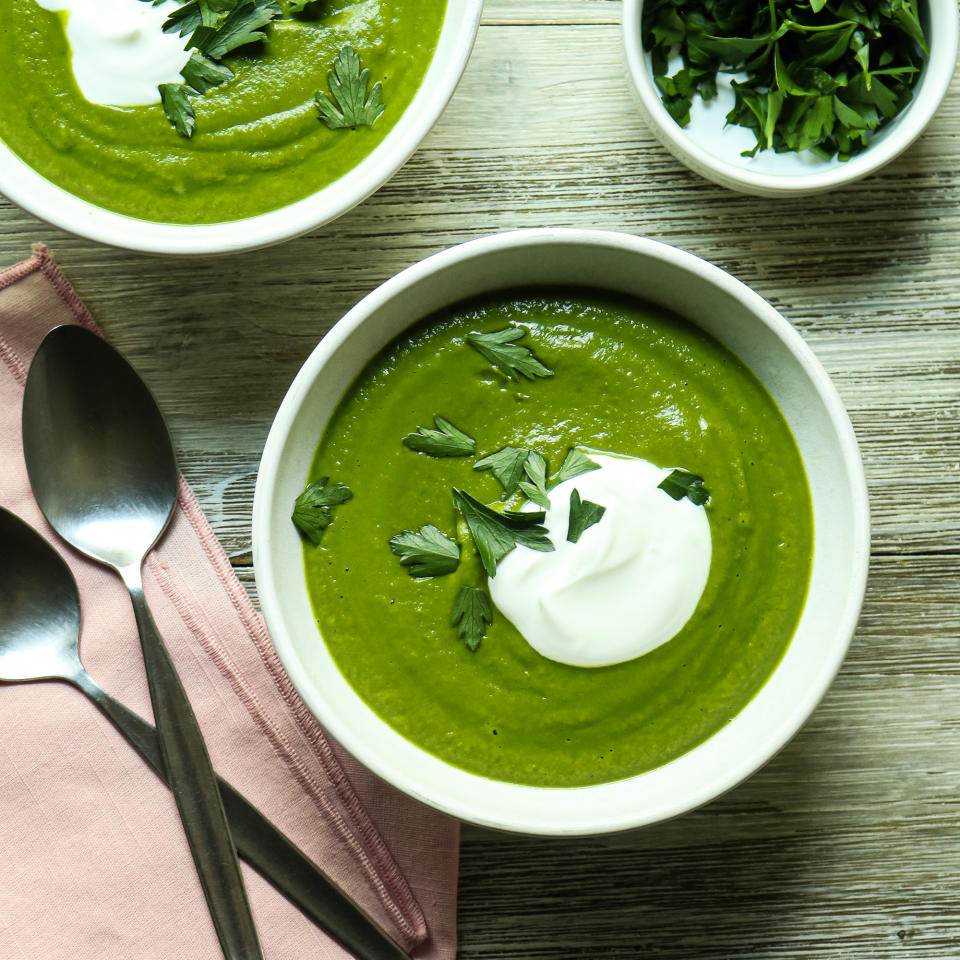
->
[
  {"left": 253, "top": 228, "right": 870, "bottom": 836},
  {"left": 0, "top": 0, "right": 481, "bottom": 256},
  {"left": 623, "top": 0, "right": 959, "bottom": 196}
]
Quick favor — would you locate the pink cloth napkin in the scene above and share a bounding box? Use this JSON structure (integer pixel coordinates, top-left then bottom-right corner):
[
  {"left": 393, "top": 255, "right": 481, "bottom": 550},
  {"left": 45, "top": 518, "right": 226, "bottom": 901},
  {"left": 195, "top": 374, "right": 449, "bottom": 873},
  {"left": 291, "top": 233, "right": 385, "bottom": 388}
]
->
[{"left": 0, "top": 246, "right": 459, "bottom": 959}]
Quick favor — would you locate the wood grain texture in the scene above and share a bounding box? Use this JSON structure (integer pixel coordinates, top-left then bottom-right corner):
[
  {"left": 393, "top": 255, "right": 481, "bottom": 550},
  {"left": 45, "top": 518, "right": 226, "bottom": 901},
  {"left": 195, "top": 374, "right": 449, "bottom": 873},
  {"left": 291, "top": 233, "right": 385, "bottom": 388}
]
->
[{"left": 2, "top": 6, "right": 960, "bottom": 958}]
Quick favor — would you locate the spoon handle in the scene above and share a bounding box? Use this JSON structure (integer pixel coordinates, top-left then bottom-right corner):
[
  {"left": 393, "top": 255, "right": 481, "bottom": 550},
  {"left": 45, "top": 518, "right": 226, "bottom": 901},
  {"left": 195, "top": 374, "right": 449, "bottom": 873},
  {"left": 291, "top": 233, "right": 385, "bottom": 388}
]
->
[
  {"left": 124, "top": 569, "right": 263, "bottom": 960},
  {"left": 71, "top": 672, "right": 410, "bottom": 960}
]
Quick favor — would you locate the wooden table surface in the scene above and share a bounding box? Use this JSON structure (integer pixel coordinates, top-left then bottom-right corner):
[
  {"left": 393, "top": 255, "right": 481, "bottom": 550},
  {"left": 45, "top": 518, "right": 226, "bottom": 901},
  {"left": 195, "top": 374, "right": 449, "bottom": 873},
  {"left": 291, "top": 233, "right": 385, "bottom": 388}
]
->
[{"left": 3, "top": 2, "right": 960, "bottom": 956}]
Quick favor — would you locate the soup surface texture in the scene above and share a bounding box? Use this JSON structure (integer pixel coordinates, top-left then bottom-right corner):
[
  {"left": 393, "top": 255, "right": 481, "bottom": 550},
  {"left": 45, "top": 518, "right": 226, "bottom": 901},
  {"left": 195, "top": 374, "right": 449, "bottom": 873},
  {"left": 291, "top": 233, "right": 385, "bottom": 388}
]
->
[
  {"left": 0, "top": 0, "right": 446, "bottom": 223},
  {"left": 304, "top": 290, "right": 813, "bottom": 787}
]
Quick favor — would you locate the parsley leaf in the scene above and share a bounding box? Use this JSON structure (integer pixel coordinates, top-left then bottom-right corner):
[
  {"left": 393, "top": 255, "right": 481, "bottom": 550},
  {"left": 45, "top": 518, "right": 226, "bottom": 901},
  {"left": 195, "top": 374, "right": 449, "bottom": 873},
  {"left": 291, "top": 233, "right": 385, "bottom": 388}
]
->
[
  {"left": 465, "top": 327, "right": 553, "bottom": 381},
  {"left": 452, "top": 489, "right": 553, "bottom": 576},
  {"left": 159, "top": 0, "right": 217, "bottom": 38},
  {"left": 197, "top": 0, "right": 280, "bottom": 59},
  {"left": 474, "top": 446, "right": 530, "bottom": 499},
  {"left": 403, "top": 416, "right": 475, "bottom": 458},
  {"left": 292, "top": 477, "right": 353, "bottom": 546},
  {"left": 181, "top": 51, "right": 234, "bottom": 94},
  {"left": 152, "top": 0, "right": 237, "bottom": 38},
  {"left": 315, "top": 46, "right": 385, "bottom": 129},
  {"left": 450, "top": 585, "right": 493, "bottom": 652},
  {"left": 549, "top": 448, "right": 600, "bottom": 488},
  {"left": 566, "top": 489, "right": 606, "bottom": 543},
  {"left": 658, "top": 469, "right": 710, "bottom": 506},
  {"left": 389, "top": 524, "right": 460, "bottom": 578},
  {"left": 159, "top": 83, "right": 196, "bottom": 138},
  {"left": 518, "top": 451, "right": 550, "bottom": 508}
]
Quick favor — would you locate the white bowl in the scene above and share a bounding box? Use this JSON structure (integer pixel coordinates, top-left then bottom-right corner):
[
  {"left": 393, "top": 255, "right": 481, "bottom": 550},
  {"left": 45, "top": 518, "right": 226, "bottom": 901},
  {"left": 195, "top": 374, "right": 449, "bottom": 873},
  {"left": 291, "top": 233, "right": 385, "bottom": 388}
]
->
[
  {"left": 0, "top": 0, "right": 481, "bottom": 256},
  {"left": 623, "top": 0, "right": 959, "bottom": 196},
  {"left": 253, "top": 228, "right": 870, "bottom": 836}
]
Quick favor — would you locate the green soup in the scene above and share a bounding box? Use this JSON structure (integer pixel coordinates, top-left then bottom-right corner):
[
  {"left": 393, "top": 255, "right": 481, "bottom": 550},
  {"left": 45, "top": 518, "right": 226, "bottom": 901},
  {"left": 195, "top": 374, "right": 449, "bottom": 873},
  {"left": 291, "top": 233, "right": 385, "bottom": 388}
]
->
[
  {"left": 304, "top": 290, "right": 813, "bottom": 787},
  {"left": 0, "top": 0, "right": 446, "bottom": 223}
]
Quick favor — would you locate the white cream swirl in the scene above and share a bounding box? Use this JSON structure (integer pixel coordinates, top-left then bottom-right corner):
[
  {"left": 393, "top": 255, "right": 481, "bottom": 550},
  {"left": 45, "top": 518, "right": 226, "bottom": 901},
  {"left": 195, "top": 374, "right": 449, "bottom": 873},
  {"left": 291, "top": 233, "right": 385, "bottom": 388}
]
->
[
  {"left": 34, "top": 0, "right": 189, "bottom": 106},
  {"left": 489, "top": 453, "right": 712, "bottom": 667}
]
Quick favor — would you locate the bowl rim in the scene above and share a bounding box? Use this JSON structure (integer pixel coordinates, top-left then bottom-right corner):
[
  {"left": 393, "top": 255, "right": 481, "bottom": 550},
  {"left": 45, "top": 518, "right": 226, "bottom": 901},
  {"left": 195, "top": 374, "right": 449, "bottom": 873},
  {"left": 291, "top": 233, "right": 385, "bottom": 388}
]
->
[
  {"left": 253, "top": 227, "right": 871, "bottom": 835},
  {"left": 622, "top": 0, "right": 960, "bottom": 196},
  {"left": 0, "top": 0, "right": 482, "bottom": 256}
]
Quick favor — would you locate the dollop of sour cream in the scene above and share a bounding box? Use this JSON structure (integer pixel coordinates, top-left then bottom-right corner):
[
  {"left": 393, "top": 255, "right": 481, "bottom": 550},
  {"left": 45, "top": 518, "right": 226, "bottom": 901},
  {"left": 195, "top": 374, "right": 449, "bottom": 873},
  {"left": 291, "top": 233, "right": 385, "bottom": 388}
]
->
[
  {"left": 34, "top": 0, "right": 189, "bottom": 106},
  {"left": 489, "top": 453, "right": 712, "bottom": 668}
]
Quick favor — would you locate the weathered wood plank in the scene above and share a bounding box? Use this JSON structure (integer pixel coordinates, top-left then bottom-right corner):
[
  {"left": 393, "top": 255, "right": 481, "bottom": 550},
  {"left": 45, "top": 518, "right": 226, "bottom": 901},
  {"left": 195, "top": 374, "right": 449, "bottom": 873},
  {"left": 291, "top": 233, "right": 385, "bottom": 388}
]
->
[{"left": 482, "top": 0, "right": 619, "bottom": 24}]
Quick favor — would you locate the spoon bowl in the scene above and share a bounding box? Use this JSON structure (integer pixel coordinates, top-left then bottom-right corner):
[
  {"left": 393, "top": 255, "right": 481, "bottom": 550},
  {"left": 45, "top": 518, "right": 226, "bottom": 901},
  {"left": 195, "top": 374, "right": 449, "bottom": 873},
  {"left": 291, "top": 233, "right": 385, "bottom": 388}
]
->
[
  {"left": 22, "top": 324, "right": 178, "bottom": 571},
  {"left": 0, "top": 509, "right": 82, "bottom": 682}
]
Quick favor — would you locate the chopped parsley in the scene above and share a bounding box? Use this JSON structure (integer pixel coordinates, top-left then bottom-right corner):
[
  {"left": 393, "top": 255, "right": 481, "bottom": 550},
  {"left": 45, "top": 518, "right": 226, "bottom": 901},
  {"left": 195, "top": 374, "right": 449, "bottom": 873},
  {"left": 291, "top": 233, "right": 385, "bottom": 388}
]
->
[
  {"left": 452, "top": 488, "right": 554, "bottom": 576},
  {"left": 389, "top": 524, "right": 461, "bottom": 578},
  {"left": 642, "top": 0, "right": 928, "bottom": 160},
  {"left": 292, "top": 477, "right": 353, "bottom": 546},
  {"left": 465, "top": 327, "right": 553, "bottom": 381},
  {"left": 658, "top": 469, "right": 710, "bottom": 506},
  {"left": 151, "top": 0, "right": 282, "bottom": 138},
  {"left": 450, "top": 585, "right": 493, "bottom": 652},
  {"left": 315, "top": 46, "right": 385, "bottom": 129},
  {"left": 403, "top": 416, "right": 476, "bottom": 458},
  {"left": 566, "top": 489, "right": 606, "bottom": 543}
]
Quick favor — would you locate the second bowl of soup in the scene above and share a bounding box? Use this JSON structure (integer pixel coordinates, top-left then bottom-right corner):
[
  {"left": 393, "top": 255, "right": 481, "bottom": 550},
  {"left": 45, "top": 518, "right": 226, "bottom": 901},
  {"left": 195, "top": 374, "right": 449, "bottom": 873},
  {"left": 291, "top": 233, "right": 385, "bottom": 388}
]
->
[{"left": 0, "top": 0, "right": 481, "bottom": 253}]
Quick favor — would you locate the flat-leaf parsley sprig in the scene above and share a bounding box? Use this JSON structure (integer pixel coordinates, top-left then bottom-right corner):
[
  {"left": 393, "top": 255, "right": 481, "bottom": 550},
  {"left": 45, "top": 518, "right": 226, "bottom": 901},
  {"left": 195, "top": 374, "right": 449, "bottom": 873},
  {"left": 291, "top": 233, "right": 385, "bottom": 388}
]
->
[
  {"left": 474, "top": 446, "right": 533, "bottom": 499},
  {"left": 566, "top": 489, "right": 606, "bottom": 543},
  {"left": 292, "top": 477, "right": 353, "bottom": 546},
  {"left": 518, "top": 451, "right": 550, "bottom": 508},
  {"left": 315, "top": 46, "right": 385, "bottom": 129},
  {"left": 452, "top": 489, "right": 554, "bottom": 577},
  {"left": 451, "top": 585, "right": 494, "bottom": 652},
  {"left": 389, "top": 524, "right": 461, "bottom": 578},
  {"left": 549, "top": 447, "right": 601, "bottom": 487},
  {"left": 403, "top": 416, "right": 476, "bottom": 458},
  {"left": 642, "top": 0, "right": 927, "bottom": 160},
  {"left": 658, "top": 468, "right": 710, "bottom": 505},
  {"left": 475, "top": 447, "right": 586, "bottom": 507},
  {"left": 466, "top": 326, "right": 554, "bottom": 381}
]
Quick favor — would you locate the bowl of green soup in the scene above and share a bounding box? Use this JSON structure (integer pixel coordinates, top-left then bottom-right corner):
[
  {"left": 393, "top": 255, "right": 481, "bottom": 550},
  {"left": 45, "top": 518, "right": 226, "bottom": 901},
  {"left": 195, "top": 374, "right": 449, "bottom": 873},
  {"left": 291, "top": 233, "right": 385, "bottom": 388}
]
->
[
  {"left": 253, "top": 228, "right": 869, "bottom": 835},
  {"left": 0, "top": 0, "right": 480, "bottom": 254}
]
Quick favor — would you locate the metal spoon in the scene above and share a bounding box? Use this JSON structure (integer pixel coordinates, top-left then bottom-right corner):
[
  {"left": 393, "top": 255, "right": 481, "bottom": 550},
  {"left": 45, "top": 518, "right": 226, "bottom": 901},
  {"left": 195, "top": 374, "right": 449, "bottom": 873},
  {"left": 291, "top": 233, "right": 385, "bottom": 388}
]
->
[
  {"left": 0, "top": 506, "right": 409, "bottom": 960},
  {"left": 22, "top": 325, "right": 263, "bottom": 960}
]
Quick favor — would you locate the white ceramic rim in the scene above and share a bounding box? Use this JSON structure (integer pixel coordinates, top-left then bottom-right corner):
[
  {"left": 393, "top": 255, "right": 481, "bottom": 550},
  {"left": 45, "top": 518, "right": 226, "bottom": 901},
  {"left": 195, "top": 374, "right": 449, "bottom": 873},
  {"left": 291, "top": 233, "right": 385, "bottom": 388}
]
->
[
  {"left": 622, "top": 0, "right": 960, "bottom": 196},
  {"left": 253, "top": 228, "right": 871, "bottom": 835},
  {"left": 0, "top": 0, "right": 482, "bottom": 256}
]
